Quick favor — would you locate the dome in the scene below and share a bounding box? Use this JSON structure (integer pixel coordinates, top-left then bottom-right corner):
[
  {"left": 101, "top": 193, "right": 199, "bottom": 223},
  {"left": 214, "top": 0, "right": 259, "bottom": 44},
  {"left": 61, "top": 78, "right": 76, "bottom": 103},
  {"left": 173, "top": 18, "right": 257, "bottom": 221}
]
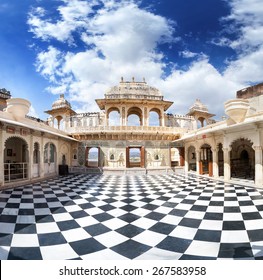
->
[
  {"left": 105, "top": 78, "right": 163, "bottom": 99},
  {"left": 52, "top": 94, "right": 71, "bottom": 109},
  {"left": 189, "top": 99, "right": 208, "bottom": 113}
]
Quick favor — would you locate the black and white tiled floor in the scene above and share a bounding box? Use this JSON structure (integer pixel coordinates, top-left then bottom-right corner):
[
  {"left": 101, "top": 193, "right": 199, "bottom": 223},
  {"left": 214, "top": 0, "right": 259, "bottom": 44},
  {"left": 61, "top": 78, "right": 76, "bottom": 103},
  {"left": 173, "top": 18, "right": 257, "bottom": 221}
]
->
[{"left": 1, "top": 173, "right": 263, "bottom": 260}]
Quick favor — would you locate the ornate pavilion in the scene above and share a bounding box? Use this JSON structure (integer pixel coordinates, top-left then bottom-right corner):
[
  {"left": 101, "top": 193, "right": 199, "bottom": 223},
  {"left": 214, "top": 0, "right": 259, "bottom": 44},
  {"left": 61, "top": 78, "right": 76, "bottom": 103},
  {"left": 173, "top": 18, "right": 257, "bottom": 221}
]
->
[{"left": 1, "top": 79, "right": 263, "bottom": 188}]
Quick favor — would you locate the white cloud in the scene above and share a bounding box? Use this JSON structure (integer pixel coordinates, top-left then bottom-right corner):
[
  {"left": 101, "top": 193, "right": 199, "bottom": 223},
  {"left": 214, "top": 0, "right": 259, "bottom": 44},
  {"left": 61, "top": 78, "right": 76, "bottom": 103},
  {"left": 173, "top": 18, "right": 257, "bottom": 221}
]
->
[
  {"left": 156, "top": 59, "right": 243, "bottom": 118},
  {"left": 28, "top": 0, "right": 263, "bottom": 118},
  {"left": 28, "top": 0, "right": 97, "bottom": 43},
  {"left": 220, "top": 0, "right": 263, "bottom": 84}
]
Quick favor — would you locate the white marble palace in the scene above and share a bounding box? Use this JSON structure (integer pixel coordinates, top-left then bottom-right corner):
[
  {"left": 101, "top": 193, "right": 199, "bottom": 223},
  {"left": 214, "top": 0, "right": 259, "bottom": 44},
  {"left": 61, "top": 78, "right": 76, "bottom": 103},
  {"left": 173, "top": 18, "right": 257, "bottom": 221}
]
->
[{"left": 1, "top": 78, "right": 263, "bottom": 188}]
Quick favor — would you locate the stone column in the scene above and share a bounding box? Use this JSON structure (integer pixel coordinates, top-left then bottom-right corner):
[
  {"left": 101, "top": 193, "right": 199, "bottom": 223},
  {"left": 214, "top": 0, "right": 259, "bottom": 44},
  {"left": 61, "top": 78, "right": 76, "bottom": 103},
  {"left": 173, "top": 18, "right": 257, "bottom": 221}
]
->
[
  {"left": 223, "top": 148, "right": 231, "bottom": 181},
  {"left": 254, "top": 146, "right": 263, "bottom": 187},
  {"left": 161, "top": 112, "right": 165, "bottom": 127},
  {"left": 105, "top": 108, "right": 109, "bottom": 126},
  {"left": 143, "top": 107, "right": 149, "bottom": 126},
  {"left": 29, "top": 132, "right": 34, "bottom": 180},
  {"left": 40, "top": 133, "right": 45, "bottom": 178},
  {"left": 212, "top": 148, "right": 219, "bottom": 178},
  {"left": 121, "top": 107, "right": 127, "bottom": 126}
]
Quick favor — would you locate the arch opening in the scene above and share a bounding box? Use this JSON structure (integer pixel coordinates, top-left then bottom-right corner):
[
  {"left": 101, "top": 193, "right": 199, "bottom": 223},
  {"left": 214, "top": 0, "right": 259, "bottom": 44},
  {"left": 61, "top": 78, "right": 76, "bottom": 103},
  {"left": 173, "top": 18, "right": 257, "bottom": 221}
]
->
[
  {"left": 200, "top": 144, "right": 213, "bottom": 176},
  {"left": 230, "top": 138, "right": 255, "bottom": 180},
  {"left": 127, "top": 107, "right": 142, "bottom": 126},
  {"left": 188, "top": 146, "right": 196, "bottom": 171},
  {"left": 86, "top": 147, "right": 99, "bottom": 167},
  {"left": 108, "top": 110, "right": 121, "bottom": 126},
  {"left": 4, "top": 137, "right": 29, "bottom": 182},
  {"left": 149, "top": 109, "right": 161, "bottom": 126}
]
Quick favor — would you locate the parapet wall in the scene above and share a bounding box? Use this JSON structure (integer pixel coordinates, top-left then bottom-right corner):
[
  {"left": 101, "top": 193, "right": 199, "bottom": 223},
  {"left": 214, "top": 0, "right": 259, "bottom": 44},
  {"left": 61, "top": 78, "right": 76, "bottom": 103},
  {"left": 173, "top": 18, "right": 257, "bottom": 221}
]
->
[{"left": 237, "top": 83, "right": 263, "bottom": 99}]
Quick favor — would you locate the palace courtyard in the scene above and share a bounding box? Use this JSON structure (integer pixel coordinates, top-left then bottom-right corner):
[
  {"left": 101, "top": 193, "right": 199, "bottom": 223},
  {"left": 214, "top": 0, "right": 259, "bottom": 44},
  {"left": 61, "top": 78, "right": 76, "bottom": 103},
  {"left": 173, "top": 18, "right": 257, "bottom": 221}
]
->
[{"left": 0, "top": 173, "right": 263, "bottom": 260}]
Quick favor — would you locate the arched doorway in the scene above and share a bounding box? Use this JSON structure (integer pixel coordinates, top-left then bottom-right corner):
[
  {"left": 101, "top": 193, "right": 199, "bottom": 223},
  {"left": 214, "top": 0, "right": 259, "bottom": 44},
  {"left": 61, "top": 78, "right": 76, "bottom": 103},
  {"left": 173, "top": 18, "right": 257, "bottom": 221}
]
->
[
  {"left": 230, "top": 138, "right": 255, "bottom": 180},
  {"left": 200, "top": 144, "right": 213, "bottom": 176},
  {"left": 86, "top": 147, "right": 100, "bottom": 167},
  {"left": 44, "top": 142, "right": 57, "bottom": 175},
  {"left": 4, "top": 137, "right": 29, "bottom": 182},
  {"left": 188, "top": 146, "right": 196, "bottom": 171}
]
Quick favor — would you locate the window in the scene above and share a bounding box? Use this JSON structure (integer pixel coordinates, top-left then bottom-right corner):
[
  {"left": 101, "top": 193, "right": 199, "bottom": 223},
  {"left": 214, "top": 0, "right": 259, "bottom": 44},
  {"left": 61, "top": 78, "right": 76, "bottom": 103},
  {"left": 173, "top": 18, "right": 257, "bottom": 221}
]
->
[
  {"left": 44, "top": 143, "right": 56, "bottom": 163},
  {"left": 33, "top": 142, "right": 40, "bottom": 164}
]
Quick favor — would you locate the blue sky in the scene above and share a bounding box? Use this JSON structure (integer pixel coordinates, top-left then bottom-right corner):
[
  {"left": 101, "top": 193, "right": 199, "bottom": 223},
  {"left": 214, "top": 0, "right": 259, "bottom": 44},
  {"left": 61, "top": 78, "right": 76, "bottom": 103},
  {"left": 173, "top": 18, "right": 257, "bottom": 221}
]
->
[{"left": 0, "top": 0, "right": 263, "bottom": 120}]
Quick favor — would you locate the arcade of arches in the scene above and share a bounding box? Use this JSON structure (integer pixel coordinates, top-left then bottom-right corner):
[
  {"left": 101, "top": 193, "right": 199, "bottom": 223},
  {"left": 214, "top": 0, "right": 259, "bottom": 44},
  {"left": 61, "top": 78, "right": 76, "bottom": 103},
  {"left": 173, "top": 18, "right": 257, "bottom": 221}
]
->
[
  {"left": 185, "top": 137, "right": 257, "bottom": 184},
  {"left": 106, "top": 106, "right": 163, "bottom": 127}
]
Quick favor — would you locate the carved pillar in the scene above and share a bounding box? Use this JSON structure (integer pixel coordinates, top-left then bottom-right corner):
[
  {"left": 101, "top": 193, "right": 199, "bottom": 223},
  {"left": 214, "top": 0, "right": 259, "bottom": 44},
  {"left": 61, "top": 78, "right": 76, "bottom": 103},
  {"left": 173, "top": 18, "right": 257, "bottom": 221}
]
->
[
  {"left": 212, "top": 148, "right": 219, "bottom": 178},
  {"left": 223, "top": 148, "right": 231, "bottom": 181},
  {"left": 40, "top": 132, "right": 45, "bottom": 178},
  {"left": 105, "top": 108, "right": 109, "bottom": 126},
  {"left": 254, "top": 146, "right": 262, "bottom": 187},
  {"left": 121, "top": 107, "right": 127, "bottom": 126},
  {"left": 144, "top": 107, "right": 149, "bottom": 126},
  {"left": 184, "top": 147, "right": 189, "bottom": 173},
  {"left": 29, "top": 132, "right": 33, "bottom": 180}
]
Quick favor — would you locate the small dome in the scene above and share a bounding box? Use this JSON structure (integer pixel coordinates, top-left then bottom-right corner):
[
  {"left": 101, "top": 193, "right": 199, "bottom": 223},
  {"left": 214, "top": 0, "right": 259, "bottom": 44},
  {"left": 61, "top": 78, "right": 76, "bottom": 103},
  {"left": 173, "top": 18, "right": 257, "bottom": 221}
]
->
[
  {"left": 52, "top": 94, "right": 71, "bottom": 109},
  {"left": 189, "top": 99, "right": 208, "bottom": 113}
]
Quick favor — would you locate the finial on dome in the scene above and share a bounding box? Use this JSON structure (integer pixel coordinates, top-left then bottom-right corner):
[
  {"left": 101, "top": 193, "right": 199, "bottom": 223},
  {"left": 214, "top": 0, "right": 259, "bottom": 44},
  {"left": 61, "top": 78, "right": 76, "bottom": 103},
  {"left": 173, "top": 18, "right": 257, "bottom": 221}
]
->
[
  {"left": 132, "top": 77, "right": 135, "bottom": 82},
  {"left": 143, "top": 77, "right": 146, "bottom": 83},
  {"left": 60, "top": 94, "right": 65, "bottom": 99},
  {"left": 121, "top": 77, "right": 124, "bottom": 82}
]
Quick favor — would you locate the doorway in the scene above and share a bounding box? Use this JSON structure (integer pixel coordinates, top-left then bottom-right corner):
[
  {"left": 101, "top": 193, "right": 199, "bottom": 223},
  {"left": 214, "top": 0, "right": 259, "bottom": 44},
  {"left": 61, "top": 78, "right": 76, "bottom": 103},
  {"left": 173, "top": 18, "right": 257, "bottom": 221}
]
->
[
  {"left": 200, "top": 144, "right": 213, "bottom": 176},
  {"left": 126, "top": 147, "right": 145, "bottom": 168}
]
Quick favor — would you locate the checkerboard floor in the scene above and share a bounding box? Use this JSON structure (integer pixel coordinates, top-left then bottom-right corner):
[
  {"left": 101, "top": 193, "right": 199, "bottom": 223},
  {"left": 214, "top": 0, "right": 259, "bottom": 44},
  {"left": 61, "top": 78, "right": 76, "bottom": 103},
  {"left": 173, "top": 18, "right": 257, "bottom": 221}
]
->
[{"left": 1, "top": 173, "right": 263, "bottom": 260}]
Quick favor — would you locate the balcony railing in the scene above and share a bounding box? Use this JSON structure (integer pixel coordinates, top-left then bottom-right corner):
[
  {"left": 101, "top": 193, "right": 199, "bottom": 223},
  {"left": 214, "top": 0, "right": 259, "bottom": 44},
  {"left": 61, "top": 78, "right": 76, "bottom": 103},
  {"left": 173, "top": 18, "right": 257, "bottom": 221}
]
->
[
  {"left": 4, "top": 162, "right": 28, "bottom": 182},
  {"left": 66, "top": 125, "right": 186, "bottom": 134}
]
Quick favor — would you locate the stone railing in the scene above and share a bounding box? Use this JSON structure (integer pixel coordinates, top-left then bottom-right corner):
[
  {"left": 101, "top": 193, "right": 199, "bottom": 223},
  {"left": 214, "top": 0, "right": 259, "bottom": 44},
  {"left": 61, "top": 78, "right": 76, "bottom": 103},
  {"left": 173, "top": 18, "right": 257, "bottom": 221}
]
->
[
  {"left": 105, "top": 94, "right": 163, "bottom": 101},
  {"left": 66, "top": 125, "right": 186, "bottom": 134}
]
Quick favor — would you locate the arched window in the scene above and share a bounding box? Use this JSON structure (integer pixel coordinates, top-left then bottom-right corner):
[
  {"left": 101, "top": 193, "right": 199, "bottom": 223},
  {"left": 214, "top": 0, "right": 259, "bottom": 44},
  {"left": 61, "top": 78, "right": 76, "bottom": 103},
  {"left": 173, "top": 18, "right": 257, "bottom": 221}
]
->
[
  {"left": 44, "top": 143, "right": 56, "bottom": 163},
  {"left": 33, "top": 142, "right": 40, "bottom": 164},
  {"left": 108, "top": 110, "right": 120, "bottom": 126},
  {"left": 149, "top": 110, "right": 161, "bottom": 126},
  {"left": 127, "top": 107, "right": 142, "bottom": 126}
]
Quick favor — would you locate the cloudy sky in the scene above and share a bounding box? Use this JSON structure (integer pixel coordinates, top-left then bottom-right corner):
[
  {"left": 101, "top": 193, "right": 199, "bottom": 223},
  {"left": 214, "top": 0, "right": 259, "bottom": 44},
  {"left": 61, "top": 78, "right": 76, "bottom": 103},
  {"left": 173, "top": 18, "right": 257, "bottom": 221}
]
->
[{"left": 0, "top": 0, "right": 263, "bottom": 120}]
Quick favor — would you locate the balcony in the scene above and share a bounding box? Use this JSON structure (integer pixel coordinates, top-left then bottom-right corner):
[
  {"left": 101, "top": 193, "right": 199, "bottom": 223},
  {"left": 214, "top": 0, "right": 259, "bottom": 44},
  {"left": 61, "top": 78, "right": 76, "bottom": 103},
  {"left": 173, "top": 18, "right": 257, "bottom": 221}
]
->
[{"left": 66, "top": 125, "right": 186, "bottom": 135}]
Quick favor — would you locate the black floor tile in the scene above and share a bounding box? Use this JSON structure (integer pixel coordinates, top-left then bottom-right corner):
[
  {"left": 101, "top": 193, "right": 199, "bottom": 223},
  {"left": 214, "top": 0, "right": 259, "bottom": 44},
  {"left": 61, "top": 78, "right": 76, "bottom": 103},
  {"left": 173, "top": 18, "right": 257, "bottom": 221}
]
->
[
  {"left": 111, "top": 240, "right": 151, "bottom": 259},
  {"left": 157, "top": 236, "right": 191, "bottom": 253}
]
